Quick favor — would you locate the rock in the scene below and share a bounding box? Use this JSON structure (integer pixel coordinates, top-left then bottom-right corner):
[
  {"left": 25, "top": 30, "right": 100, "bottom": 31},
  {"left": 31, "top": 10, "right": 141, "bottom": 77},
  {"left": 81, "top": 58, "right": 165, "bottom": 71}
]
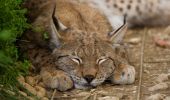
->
[
  {"left": 98, "top": 96, "right": 119, "bottom": 100},
  {"left": 24, "top": 83, "right": 37, "bottom": 95},
  {"left": 148, "top": 83, "right": 168, "bottom": 91},
  {"left": 41, "top": 97, "right": 49, "bottom": 100},
  {"left": 128, "top": 37, "right": 141, "bottom": 44},
  {"left": 155, "top": 39, "right": 170, "bottom": 48},
  {"left": 0, "top": 84, "right": 3, "bottom": 88},
  {"left": 144, "top": 70, "right": 150, "bottom": 74},
  {"left": 164, "top": 96, "right": 170, "bottom": 100},
  {"left": 168, "top": 69, "right": 170, "bottom": 73},
  {"left": 154, "top": 34, "right": 170, "bottom": 48},
  {"left": 5, "top": 90, "right": 15, "bottom": 95},
  {"left": 34, "top": 75, "right": 42, "bottom": 84},
  {"left": 77, "top": 92, "right": 90, "bottom": 96},
  {"left": 17, "top": 75, "right": 25, "bottom": 85},
  {"left": 156, "top": 74, "right": 170, "bottom": 83},
  {"left": 35, "top": 86, "right": 46, "bottom": 98},
  {"left": 25, "top": 76, "right": 36, "bottom": 86},
  {"left": 71, "top": 99, "right": 77, "bottom": 100},
  {"left": 27, "top": 96, "right": 34, "bottom": 100},
  {"left": 19, "top": 91, "right": 27, "bottom": 96},
  {"left": 38, "top": 82, "right": 45, "bottom": 88},
  {"left": 147, "top": 93, "right": 166, "bottom": 100}
]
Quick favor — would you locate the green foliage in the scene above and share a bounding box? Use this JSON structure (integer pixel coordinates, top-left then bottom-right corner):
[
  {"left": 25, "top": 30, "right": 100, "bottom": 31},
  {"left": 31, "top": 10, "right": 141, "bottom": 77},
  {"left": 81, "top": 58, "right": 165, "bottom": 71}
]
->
[
  {"left": 43, "top": 32, "right": 50, "bottom": 40},
  {"left": 0, "top": 0, "right": 28, "bottom": 33},
  {"left": 0, "top": 0, "right": 30, "bottom": 99}
]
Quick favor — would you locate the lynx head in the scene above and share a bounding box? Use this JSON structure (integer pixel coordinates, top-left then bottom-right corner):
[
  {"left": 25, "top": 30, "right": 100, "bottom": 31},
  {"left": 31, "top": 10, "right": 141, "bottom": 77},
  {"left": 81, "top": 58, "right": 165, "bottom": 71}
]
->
[{"left": 50, "top": 6, "right": 128, "bottom": 89}]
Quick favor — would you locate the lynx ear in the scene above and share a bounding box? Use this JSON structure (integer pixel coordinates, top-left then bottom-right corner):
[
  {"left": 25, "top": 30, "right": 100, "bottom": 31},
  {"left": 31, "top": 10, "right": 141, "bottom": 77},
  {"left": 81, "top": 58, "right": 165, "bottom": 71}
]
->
[
  {"left": 108, "top": 16, "right": 127, "bottom": 44},
  {"left": 49, "top": 5, "right": 68, "bottom": 49}
]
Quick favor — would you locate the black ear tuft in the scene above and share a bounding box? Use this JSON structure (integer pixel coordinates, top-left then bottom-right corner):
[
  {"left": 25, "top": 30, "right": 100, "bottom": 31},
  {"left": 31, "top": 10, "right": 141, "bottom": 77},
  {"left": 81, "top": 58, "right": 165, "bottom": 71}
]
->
[
  {"left": 52, "top": 5, "right": 60, "bottom": 30},
  {"left": 108, "top": 15, "right": 127, "bottom": 37},
  {"left": 52, "top": 4, "right": 68, "bottom": 31}
]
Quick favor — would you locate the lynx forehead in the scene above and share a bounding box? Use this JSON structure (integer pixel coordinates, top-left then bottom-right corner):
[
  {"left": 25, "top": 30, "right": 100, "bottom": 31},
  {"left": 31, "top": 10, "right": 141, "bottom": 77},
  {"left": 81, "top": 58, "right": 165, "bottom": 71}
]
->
[{"left": 23, "top": 0, "right": 135, "bottom": 91}]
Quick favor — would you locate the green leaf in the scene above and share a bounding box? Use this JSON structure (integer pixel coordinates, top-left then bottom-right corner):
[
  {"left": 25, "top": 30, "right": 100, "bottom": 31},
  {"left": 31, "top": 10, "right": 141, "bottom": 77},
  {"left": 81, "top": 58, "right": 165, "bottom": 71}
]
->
[
  {"left": 43, "top": 32, "right": 49, "bottom": 40},
  {"left": 0, "top": 30, "right": 13, "bottom": 41}
]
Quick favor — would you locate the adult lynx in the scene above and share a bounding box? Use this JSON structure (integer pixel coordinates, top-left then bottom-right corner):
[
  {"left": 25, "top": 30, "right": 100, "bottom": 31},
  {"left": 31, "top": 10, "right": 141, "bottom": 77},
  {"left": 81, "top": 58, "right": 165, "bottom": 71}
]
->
[{"left": 78, "top": 0, "right": 170, "bottom": 29}]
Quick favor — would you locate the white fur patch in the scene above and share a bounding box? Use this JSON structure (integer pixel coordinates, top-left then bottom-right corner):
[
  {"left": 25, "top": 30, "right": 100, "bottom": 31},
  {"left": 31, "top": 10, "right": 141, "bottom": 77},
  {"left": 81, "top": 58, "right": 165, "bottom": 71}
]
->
[{"left": 86, "top": 0, "right": 124, "bottom": 29}]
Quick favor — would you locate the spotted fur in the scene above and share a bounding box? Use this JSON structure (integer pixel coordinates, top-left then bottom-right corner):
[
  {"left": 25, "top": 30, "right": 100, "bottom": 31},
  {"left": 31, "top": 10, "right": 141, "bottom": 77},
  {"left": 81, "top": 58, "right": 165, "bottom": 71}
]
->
[{"left": 78, "top": 0, "right": 170, "bottom": 29}]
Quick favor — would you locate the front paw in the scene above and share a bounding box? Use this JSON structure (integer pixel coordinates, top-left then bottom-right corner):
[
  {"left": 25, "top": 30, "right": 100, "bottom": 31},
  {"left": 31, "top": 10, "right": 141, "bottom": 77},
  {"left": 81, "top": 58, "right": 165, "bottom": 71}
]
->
[
  {"left": 110, "top": 64, "right": 135, "bottom": 85},
  {"left": 41, "top": 68, "right": 73, "bottom": 91}
]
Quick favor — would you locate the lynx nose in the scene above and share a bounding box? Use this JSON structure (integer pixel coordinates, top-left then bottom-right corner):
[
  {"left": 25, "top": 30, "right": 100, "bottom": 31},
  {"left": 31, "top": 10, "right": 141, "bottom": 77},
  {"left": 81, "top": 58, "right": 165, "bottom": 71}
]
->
[{"left": 84, "top": 75, "right": 95, "bottom": 83}]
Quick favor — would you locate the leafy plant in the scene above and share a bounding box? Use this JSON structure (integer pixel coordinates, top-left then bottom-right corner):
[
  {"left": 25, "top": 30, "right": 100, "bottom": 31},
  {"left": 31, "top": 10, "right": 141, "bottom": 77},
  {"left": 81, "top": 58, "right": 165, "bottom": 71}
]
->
[{"left": 0, "top": 0, "right": 30, "bottom": 99}]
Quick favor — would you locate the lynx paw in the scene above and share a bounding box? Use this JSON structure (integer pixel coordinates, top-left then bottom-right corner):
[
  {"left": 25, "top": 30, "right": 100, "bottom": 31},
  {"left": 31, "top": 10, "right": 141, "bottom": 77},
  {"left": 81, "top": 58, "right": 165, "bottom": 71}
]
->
[
  {"left": 41, "top": 68, "right": 73, "bottom": 91},
  {"left": 110, "top": 64, "right": 135, "bottom": 84}
]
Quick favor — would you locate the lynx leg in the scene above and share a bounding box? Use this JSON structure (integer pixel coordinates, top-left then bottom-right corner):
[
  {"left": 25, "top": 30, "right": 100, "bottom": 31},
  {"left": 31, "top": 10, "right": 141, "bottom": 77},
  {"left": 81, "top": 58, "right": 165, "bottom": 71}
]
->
[
  {"left": 110, "top": 64, "right": 135, "bottom": 85},
  {"left": 40, "top": 67, "right": 73, "bottom": 91}
]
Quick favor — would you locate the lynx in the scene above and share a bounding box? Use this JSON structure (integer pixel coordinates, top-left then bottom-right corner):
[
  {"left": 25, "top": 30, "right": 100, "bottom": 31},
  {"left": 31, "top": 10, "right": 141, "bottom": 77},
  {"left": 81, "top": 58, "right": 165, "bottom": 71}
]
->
[
  {"left": 78, "top": 0, "right": 170, "bottom": 29},
  {"left": 22, "top": 0, "right": 135, "bottom": 91}
]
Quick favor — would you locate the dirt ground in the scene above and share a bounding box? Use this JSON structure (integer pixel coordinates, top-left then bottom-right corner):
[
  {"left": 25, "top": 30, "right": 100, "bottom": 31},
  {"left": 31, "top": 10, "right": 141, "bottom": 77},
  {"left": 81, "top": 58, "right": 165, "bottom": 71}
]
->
[{"left": 45, "top": 27, "right": 170, "bottom": 100}]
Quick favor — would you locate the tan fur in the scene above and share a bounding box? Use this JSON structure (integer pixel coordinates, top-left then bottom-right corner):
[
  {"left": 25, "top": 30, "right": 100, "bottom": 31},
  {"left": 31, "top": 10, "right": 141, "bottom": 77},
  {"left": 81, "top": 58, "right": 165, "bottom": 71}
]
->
[{"left": 21, "top": 0, "right": 135, "bottom": 91}]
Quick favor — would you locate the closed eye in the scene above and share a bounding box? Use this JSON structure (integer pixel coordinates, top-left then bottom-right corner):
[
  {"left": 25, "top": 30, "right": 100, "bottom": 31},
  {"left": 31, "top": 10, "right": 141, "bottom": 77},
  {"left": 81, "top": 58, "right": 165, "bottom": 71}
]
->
[
  {"left": 57, "top": 55, "right": 69, "bottom": 59},
  {"left": 97, "top": 57, "right": 108, "bottom": 65},
  {"left": 71, "top": 56, "right": 82, "bottom": 64}
]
